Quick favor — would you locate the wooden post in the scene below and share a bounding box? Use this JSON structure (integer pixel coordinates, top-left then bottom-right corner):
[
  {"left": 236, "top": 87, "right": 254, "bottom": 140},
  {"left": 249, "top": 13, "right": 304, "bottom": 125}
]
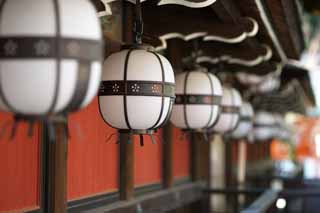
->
[
  {"left": 237, "top": 139, "right": 247, "bottom": 207},
  {"left": 163, "top": 123, "right": 174, "bottom": 188},
  {"left": 191, "top": 133, "right": 202, "bottom": 181},
  {"left": 210, "top": 135, "right": 227, "bottom": 212},
  {"left": 120, "top": 133, "right": 134, "bottom": 200},
  {"left": 164, "top": 37, "right": 183, "bottom": 188},
  {"left": 225, "top": 141, "right": 233, "bottom": 186},
  {"left": 42, "top": 122, "right": 68, "bottom": 213},
  {"left": 119, "top": 1, "right": 135, "bottom": 201}
]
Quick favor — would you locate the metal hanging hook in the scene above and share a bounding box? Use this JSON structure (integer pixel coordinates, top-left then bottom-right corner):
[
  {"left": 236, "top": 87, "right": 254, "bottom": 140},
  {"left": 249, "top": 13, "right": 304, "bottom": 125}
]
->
[{"left": 133, "top": 0, "right": 143, "bottom": 45}]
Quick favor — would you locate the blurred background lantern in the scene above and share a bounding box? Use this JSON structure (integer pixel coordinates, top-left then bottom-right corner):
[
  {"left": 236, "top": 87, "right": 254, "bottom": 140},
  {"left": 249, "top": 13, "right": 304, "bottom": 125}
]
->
[
  {"left": 0, "top": 0, "right": 103, "bottom": 139},
  {"left": 231, "top": 102, "right": 254, "bottom": 139},
  {"left": 273, "top": 115, "right": 294, "bottom": 142},
  {"left": 211, "top": 87, "right": 242, "bottom": 133},
  {"left": 170, "top": 69, "right": 222, "bottom": 133},
  {"left": 98, "top": 0, "right": 175, "bottom": 145},
  {"left": 253, "top": 111, "right": 278, "bottom": 142}
]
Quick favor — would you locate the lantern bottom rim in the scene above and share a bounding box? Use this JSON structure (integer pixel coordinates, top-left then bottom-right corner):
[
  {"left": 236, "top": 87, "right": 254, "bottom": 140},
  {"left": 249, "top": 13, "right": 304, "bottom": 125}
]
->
[{"left": 118, "top": 129, "right": 156, "bottom": 135}]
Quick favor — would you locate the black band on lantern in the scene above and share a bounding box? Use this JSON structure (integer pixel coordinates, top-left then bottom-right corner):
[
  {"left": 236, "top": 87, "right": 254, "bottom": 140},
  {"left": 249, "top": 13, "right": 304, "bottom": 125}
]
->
[
  {"left": 175, "top": 94, "right": 222, "bottom": 105},
  {"left": 240, "top": 116, "right": 253, "bottom": 122},
  {"left": 0, "top": 37, "right": 103, "bottom": 61},
  {"left": 98, "top": 81, "right": 175, "bottom": 98},
  {"left": 254, "top": 124, "right": 277, "bottom": 128},
  {"left": 221, "top": 105, "right": 240, "bottom": 114}
]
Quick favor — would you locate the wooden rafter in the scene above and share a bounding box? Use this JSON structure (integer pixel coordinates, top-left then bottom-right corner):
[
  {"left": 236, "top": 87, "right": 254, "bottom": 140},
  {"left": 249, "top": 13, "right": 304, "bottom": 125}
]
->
[
  {"left": 142, "top": 3, "right": 259, "bottom": 50},
  {"left": 263, "top": 0, "right": 305, "bottom": 59},
  {"left": 236, "top": 0, "right": 288, "bottom": 62}
]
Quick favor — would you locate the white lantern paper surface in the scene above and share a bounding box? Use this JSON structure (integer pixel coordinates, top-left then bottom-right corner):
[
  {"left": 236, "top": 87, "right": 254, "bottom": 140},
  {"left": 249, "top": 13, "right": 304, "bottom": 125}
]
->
[
  {"left": 231, "top": 102, "right": 254, "bottom": 139},
  {"left": 0, "top": 0, "right": 103, "bottom": 116},
  {"left": 170, "top": 70, "right": 223, "bottom": 130},
  {"left": 212, "top": 87, "right": 242, "bottom": 133},
  {"left": 253, "top": 112, "right": 277, "bottom": 141},
  {"left": 99, "top": 49, "right": 175, "bottom": 133},
  {"left": 274, "top": 115, "right": 291, "bottom": 141}
]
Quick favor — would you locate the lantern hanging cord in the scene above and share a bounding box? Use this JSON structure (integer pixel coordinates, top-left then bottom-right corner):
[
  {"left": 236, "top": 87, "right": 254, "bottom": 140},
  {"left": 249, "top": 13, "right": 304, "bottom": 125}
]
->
[
  {"left": 134, "top": 0, "right": 144, "bottom": 45},
  {"left": 192, "top": 39, "right": 200, "bottom": 66}
]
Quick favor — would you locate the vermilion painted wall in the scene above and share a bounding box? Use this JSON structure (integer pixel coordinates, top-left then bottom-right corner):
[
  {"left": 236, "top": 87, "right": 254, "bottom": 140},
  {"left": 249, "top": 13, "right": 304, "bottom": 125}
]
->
[
  {"left": 134, "top": 131, "right": 163, "bottom": 187},
  {"left": 173, "top": 128, "right": 190, "bottom": 180},
  {"left": 0, "top": 114, "right": 40, "bottom": 213},
  {"left": 68, "top": 98, "right": 119, "bottom": 200},
  {"left": 0, "top": 100, "right": 190, "bottom": 210}
]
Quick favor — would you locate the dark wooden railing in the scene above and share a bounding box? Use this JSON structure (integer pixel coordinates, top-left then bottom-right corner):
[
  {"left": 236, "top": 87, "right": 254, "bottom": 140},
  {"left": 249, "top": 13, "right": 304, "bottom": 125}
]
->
[
  {"left": 206, "top": 187, "right": 320, "bottom": 213},
  {"left": 241, "top": 189, "right": 278, "bottom": 213}
]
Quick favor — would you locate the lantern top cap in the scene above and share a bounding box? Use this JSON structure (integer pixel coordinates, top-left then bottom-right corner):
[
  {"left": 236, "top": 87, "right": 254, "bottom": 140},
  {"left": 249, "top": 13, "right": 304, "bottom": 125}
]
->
[{"left": 121, "top": 44, "right": 155, "bottom": 51}]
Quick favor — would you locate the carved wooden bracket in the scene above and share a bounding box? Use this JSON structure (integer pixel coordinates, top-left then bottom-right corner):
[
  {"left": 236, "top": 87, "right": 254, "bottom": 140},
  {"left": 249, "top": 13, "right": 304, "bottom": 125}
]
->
[
  {"left": 127, "top": 0, "right": 218, "bottom": 8},
  {"left": 238, "top": 0, "right": 287, "bottom": 62},
  {"left": 236, "top": 63, "right": 282, "bottom": 85},
  {"left": 195, "top": 44, "right": 272, "bottom": 67},
  {"left": 203, "top": 17, "right": 258, "bottom": 43},
  {"left": 198, "top": 61, "right": 280, "bottom": 76},
  {"left": 95, "top": 0, "right": 218, "bottom": 13},
  {"left": 142, "top": 3, "right": 260, "bottom": 51}
]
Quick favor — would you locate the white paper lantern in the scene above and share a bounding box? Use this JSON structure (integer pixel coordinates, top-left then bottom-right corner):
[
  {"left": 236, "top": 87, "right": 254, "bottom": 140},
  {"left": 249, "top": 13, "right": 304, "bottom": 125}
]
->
[
  {"left": 99, "top": 48, "right": 175, "bottom": 134},
  {"left": 0, "top": 0, "right": 103, "bottom": 116},
  {"left": 276, "top": 126, "right": 291, "bottom": 141},
  {"left": 273, "top": 115, "right": 292, "bottom": 141},
  {"left": 212, "top": 87, "right": 242, "bottom": 133},
  {"left": 170, "top": 69, "right": 223, "bottom": 130},
  {"left": 231, "top": 102, "right": 254, "bottom": 139},
  {"left": 253, "top": 112, "right": 277, "bottom": 141}
]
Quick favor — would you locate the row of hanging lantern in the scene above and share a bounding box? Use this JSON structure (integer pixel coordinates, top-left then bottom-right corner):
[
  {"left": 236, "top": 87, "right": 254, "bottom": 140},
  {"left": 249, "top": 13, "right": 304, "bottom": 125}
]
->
[
  {"left": 97, "top": 0, "right": 246, "bottom": 145},
  {"left": 231, "top": 102, "right": 254, "bottom": 140},
  {"left": 0, "top": 0, "right": 285, "bottom": 144},
  {"left": 252, "top": 112, "right": 291, "bottom": 142}
]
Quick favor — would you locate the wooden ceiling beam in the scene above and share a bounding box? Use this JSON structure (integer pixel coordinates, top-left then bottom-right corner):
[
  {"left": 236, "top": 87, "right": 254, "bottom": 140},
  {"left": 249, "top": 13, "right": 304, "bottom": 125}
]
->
[
  {"left": 210, "top": 0, "right": 241, "bottom": 22},
  {"left": 142, "top": 3, "right": 259, "bottom": 51},
  {"left": 236, "top": 0, "right": 288, "bottom": 62},
  {"left": 200, "top": 41, "right": 271, "bottom": 62},
  {"left": 210, "top": 0, "right": 279, "bottom": 69},
  {"left": 264, "top": 0, "right": 304, "bottom": 59},
  {"left": 197, "top": 61, "right": 280, "bottom": 76}
]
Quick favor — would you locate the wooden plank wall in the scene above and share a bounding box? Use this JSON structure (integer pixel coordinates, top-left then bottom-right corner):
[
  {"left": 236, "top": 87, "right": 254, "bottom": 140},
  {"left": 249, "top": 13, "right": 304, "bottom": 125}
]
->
[
  {"left": 68, "top": 98, "right": 119, "bottom": 200},
  {"left": 0, "top": 114, "right": 41, "bottom": 213}
]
